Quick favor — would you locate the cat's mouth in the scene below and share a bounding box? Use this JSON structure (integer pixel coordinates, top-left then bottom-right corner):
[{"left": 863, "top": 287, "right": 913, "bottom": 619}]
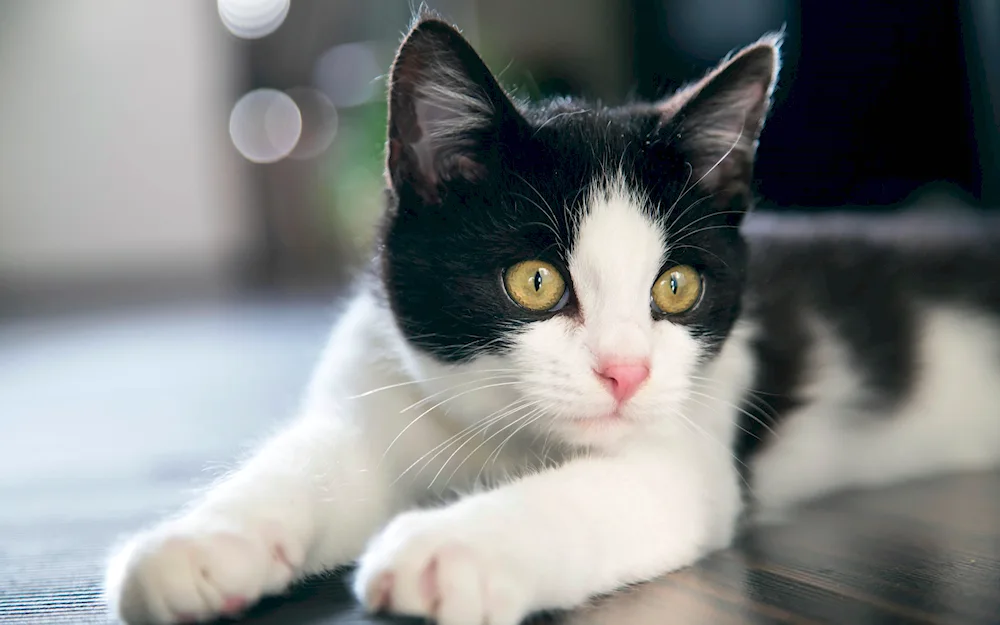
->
[
  {"left": 569, "top": 410, "right": 630, "bottom": 427},
  {"left": 554, "top": 410, "right": 637, "bottom": 446}
]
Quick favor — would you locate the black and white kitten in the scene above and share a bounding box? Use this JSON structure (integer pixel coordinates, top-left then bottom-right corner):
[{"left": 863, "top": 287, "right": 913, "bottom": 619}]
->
[{"left": 105, "top": 14, "right": 1000, "bottom": 625}]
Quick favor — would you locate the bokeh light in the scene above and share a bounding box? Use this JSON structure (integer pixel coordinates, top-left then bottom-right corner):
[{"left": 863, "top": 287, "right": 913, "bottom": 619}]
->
[
  {"left": 217, "top": 0, "right": 290, "bottom": 40},
  {"left": 314, "top": 42, "right": 383, "bottom": 108},
  {"left": 286, "top": 87, "right": 339, "bottom": 160},
  {"left": 229, "top": 89, "right": 302, "bottom": 163}
]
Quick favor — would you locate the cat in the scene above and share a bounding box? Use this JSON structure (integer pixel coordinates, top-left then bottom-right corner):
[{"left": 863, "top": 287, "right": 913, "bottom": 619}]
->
[{"left": 104, "top": 10, "right": 1000, "bottom": 625}]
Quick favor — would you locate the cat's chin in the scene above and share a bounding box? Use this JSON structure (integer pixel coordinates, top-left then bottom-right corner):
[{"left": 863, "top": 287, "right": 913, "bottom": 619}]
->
[
  {"left": 569, "top": 409, "right": 628, "bottom": 425},
  {"left": 550, "top": 412, "right": 637, "bottom": 447}
]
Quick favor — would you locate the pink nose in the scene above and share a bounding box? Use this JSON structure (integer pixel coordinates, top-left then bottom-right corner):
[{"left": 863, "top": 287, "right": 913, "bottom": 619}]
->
[{"left": 594, "top": 361, "right": 650, "bottom": 402}]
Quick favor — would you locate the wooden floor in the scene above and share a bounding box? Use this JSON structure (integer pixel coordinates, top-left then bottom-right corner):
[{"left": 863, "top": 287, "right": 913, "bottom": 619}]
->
[
  {"left": 1, "top": 301, "right": 997, "bottom": 625},
  {"left": 569, "top": 471, "right": 1000, "bottom": 625}
]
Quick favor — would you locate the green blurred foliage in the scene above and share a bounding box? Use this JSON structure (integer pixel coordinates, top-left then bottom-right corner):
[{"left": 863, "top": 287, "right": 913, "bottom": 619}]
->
[
  {"left": 320, "top": 92, "right": 388, "bottom": 255},
  {"left": 317, "top": 41, "right": 541, "bottom": 256}
]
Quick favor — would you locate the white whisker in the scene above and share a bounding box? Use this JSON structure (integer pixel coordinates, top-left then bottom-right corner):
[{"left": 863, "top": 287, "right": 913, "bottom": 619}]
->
[
  {"left": 400, "top": 375, "right": 520, "bottom": 413},
  {"left": 662, "top": 195, "right": 718, "bottom": 237},
  {"left": 427, "top": 400, "right": 540, "bottom": 489},
  {"left": 666, "top": 406, "right": 755, "bottom": 495},
  {"left": 668, "top": 224, "right": 743, "bottom": 246},
  {"left": 478, "top": 410, "right": 547, "bottom": 484},
  {"left": 350, "top": 368, "right": 520, "bottom": 399},
  {"left": 443, "top": 405, "right": 547, "bottom": 489},
  {"left": 664, "top": 123, "right": 745, "bottom": 219},
  {"left": 380, "top": 381, "right": 521, "bottom": 465},
  {"left": 685, "top": 387, "right": 779, "bottom": 438},
  {"left": 662, "top": 162, "right": 694, "bottom": 226},
  {"left": 668, "top": 209, "right": 746, "bottom": 243},
  {"left": 394, "top": 398, "right": 536, "bottom": 486}
]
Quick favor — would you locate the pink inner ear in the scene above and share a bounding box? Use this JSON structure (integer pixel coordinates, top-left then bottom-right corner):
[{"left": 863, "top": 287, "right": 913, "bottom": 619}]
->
[
  {"left": 410, "top": 98, "right": 488, "bottom": 187},
  {"left": 410, "top": 99, "right": 448, "bottom": 184},
  {"left": 656, "top": 36, "right": 778, "bottom": 132}
]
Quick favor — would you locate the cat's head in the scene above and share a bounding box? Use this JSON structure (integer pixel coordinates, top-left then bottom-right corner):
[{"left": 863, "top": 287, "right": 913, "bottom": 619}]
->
[{"left": 376, "top": 14, "right": 780, "bottom": 447}]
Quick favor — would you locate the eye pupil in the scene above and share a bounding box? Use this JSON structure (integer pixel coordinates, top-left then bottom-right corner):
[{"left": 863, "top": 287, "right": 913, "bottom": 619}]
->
[
  {"left": 651, "top": 265, "right": 702, "bottom": 315},
  {"left": 504, "top": 261, "right": 567, "bottom": 312}
]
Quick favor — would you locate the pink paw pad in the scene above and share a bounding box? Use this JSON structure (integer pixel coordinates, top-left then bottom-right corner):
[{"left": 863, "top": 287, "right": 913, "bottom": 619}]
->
[
  {"left": 369, "top": 573, "right": 395, "bottom": 612},
  {"left": 420, "top": 557, "right": 441, "bottom": 614},
  {"left": 221, "top": 596, "right": 248, "bottom": 615}
]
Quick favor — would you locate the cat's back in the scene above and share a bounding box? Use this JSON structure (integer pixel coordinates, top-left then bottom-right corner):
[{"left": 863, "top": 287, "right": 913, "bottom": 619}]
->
[
  {"left": 742, "top": 208, "right": 1000, "bottom": 315},
  {"left": 739, "top": 208, "right": 1000, "bottom": 399},
  {"left": 735, "top": 208, "right": 1000, "bottom": 510}
]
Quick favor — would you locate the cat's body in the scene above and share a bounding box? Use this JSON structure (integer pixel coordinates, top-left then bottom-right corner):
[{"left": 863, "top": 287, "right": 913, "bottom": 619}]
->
[
  {"left": 105, "top": 13, "right": 1000, "bottom": 625},
  {"left": 739, "top": 212, "right": 1000, "bottom": 508}
]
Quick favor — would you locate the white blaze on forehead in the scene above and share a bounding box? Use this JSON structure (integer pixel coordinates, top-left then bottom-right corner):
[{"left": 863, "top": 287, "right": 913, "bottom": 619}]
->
[{"left": 568, "top": 178, "right": 666, "bottom": 359}]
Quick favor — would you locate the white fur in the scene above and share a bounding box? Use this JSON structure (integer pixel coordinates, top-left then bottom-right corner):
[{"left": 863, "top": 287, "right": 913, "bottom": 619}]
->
[
  {"left": 752, "top": 307, "right": 1000, "bottom": 513},
  {"left": 103, "top": 179, "right": 1000, "bottom": 625}
]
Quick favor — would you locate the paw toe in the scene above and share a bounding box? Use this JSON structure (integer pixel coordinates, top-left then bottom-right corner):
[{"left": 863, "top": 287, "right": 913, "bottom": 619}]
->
[
  {"left": 434, "top": 548, "right": 485, "bottom": 625},
  {"left": 107, "top": 518, "right": 301, "bottom": 624},
  {"left": 220, "top": 596, "right": 248, "bottom": 616},
  {"left": 367, "top": 572, "right": 395, "bottom": 612}
]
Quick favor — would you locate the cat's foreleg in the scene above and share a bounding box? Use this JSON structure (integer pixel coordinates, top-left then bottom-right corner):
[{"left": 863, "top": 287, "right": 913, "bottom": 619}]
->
[
  {"left": 105, "top": 409, "right": 406, "bottom": 625},
  {"left": 353, "top": 444, "right": 741, "bottom": 625}
]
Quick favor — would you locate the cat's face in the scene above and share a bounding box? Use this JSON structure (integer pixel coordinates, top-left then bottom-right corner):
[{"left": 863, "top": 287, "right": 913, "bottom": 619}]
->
[{"left": 378, "top": 16, "right": 779, "bottom": 447}]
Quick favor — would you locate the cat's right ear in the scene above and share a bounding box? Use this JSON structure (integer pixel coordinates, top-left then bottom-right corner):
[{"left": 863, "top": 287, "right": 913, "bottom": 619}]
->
[
  {"left": 386, "top": 15, "right": 521, "bottom": 205},
  {"left": 657, "top": 33, "right": 781, "bottom": 207}
]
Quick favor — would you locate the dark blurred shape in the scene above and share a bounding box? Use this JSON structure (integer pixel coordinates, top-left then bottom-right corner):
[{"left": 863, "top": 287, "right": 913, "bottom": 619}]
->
[
  {"left": 965, "top": 0, "right": 1000, "bottom": 206},
  {"left": 633, "top": 0, "right": 996, "bottom": 210},
  {"left": 2, "top": 0, "right": 998, "bottom": 315},
  {"left": 245, "top": 0, "right": 999, "bottom": 299}
]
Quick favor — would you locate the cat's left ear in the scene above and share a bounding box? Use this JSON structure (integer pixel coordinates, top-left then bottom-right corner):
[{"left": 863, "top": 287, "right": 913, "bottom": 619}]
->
[
  {"left": 386, "top": 15, "right": 522, "bottom": 205},
  {"left": 659, "top": 33, "right": 782, "bottom": 203}
]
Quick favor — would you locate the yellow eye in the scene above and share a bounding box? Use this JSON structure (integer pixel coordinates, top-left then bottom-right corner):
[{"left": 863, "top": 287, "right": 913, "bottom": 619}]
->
[
  {"left": 504, "top": 260, "right": 567, "bottom": 311},
  {"left": 651, "top": 265, "right": 702, "bottom": 315}
]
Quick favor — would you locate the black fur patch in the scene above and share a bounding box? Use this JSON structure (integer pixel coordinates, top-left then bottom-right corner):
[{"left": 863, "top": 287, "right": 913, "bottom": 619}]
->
[
  {"left": 377, "top": 16, "right": 776, "bottom": 363},
  {"left": 735, "top": 212, "right": 1000, "bottom": 471},
  {"left": 374, "top": 14, "right": 1000, "bottom": 491}
]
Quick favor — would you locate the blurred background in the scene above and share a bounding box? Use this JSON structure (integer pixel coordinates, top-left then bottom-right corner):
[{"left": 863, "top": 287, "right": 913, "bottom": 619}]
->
[
  {"left": 0, "top": 1, "right": 998, "bottom": 620},
  {"left": 2, "top": 0, "right": 997, "bottom": 318},
  {"left": 2, "top": 0, "right": 999, "bottom": 486}
]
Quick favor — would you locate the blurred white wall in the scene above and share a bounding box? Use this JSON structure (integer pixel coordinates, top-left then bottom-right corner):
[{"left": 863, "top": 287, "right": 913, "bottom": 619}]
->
[{"left": 0, "top": 1, "right": 255, "bottom": 291}]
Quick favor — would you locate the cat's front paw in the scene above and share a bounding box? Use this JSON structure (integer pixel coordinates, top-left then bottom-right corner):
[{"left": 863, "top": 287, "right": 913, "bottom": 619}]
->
[
  {"left": 353, "top": 509, "right": 533, "bottom": 625},
  {"left": 105, "top": 514, "right": 305, "bottom": 624}
]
